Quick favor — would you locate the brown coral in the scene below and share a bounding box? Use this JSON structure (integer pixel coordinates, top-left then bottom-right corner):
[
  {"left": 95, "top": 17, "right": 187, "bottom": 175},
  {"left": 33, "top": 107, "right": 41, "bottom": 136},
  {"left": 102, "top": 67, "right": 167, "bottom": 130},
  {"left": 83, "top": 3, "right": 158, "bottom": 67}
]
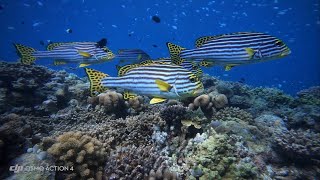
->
[
  {"left": 127, "top": 95, "right": 146, "bottom": 112},
  {"left": 104, "top": 145, "right": 176, "bottom": 179},
  {"left": 45, "top": 131, "right": 108, "bottom": 180}
]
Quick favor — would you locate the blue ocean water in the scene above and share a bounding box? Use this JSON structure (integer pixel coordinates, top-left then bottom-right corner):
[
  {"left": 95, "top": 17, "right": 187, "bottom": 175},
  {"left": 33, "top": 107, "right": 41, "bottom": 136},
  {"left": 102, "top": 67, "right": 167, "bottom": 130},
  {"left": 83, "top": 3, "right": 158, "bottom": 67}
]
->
[{"left": 0, "top": 0, "right": 319, "bottom": 95}]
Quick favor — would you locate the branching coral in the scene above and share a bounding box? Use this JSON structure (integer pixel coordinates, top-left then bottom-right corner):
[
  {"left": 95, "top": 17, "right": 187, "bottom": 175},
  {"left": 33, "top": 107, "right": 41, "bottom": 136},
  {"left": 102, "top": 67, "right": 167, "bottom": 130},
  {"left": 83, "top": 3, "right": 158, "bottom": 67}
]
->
[
  {"left": 104, "top": 145, "right": 175, "bottom": 179},
  {"left": 213, "top": 107, "right": 253, "bottom": 123},
  {"left": 45, "top": 131, "right": 108, "bottom": 180}
]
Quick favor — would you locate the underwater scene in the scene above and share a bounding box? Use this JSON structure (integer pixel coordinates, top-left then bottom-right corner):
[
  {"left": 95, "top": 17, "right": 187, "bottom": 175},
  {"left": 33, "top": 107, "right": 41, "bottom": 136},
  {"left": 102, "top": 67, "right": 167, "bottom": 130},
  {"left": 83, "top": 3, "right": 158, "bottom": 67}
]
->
[{"left": 0, "top": 0, "right": 320, "bottom": 179}]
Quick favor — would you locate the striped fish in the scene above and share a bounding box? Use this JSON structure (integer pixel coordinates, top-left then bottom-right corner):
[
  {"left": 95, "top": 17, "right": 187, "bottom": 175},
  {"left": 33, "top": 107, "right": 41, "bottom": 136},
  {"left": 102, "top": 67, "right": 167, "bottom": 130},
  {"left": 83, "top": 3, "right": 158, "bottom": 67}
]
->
[
  {"left": 13, "top": 39, "right": 115, "bottom": 66},
  {"left": 154, "top": 57, "right": 203, "bottom": 78},
  {"left": 117, "top": 49, "right": 151, "bottom": 63},
  {"left": 167, "top": 32, "right": 291, "bottom": 71},
  {"left": 85, "top": 62, "right": 204, "bottom": 104}
]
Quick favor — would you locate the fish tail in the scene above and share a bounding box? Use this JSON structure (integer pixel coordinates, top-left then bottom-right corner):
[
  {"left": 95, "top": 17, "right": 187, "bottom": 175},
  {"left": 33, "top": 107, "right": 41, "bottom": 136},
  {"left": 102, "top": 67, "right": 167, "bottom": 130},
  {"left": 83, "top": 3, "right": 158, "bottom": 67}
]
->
[
  {"left": 13, "top": 43, "right": 37, "bottom": 65},
  {"left": 84, "top": 68, "right": 109, "bottom": 96},
  {"left": 166, "top": 42, "right": 186, "bottom": 65}
]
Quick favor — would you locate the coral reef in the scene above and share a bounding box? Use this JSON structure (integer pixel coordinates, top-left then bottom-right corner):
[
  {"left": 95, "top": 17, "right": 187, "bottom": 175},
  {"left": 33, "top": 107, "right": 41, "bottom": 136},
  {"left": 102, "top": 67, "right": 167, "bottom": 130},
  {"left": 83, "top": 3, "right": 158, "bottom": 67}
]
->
[
  {"left": 273, "top": 129, "right": 320, "bottom": 165},
  {"left": 0, "top": 113, "right": 32, "bottom": 167},
  {"left": 104, "top": 145, "right": 176, "bottom": 179},
  {"left": 213, "top": 107, "right": 254, "bottom": 124},
  {"left": 0, "top": 62, "right": 319, "bottom": 179},
  {"left": 0, "top": 62, "right": 89, "bottom": 115},
  {"left": 45, "top": 131, "right": 108, "bottom": 180},
  {"left": 188, "top": 92, "right": 228, "bottom": 117},
  {"left": 6, "top": 147, "right": 55, "bottom": 180},
  {"left": 295, "top": 86, "right": 320, "bottom": 106}
]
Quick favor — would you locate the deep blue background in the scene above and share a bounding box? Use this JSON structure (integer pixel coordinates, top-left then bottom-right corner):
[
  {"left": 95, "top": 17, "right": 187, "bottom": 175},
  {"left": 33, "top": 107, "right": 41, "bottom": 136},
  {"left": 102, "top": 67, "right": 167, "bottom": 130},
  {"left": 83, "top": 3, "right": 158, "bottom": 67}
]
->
[{"left": 0, "top": 0, "right": 319, "bottom": 95}]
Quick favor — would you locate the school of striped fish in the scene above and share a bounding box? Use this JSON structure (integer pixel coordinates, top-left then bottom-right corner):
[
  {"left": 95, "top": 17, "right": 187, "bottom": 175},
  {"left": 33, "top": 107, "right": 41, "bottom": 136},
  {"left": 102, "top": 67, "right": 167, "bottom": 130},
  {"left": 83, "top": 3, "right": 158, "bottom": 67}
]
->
[{"left": 14, "top": 32, "right": 291, "bottom": 104}]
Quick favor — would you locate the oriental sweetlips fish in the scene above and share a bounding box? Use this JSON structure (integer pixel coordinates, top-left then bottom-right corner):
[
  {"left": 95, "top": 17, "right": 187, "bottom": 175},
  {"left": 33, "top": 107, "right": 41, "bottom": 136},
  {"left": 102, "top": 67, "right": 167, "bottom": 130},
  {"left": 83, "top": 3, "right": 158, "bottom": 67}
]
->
[
  {"left": 85, "top": 62, "right": 204, "bottom": 104},
  {"left": 167, "top": 32, "right": 291, "bottom": 71},
  {"left": 117, "top": 58, "right": 204, "bottom": 78},
  {"left": 13, "top": 38, "right": 115, "bottom": 67}
]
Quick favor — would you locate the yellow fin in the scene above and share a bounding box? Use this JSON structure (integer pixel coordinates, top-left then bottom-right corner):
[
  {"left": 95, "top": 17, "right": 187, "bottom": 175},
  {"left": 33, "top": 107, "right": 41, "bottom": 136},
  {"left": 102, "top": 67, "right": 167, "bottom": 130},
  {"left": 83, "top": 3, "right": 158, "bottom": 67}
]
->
[
  {"left": 13, "top": 43, "right": 36, "bottom": 65},
  {"left": 79, "top": 63, "right": 91, "bottom": 67},
  {"left": 245, "top": 48, "right": 255, "bottom": 59},
  {"left": 140, "top": 60, "right": 154, "bottom": 65},
  {"left": 225, "top": 65, "right": 235, "bottom": 71},
  {"left": 46, "top": 43, "right": 75, "bottom": 51},
  {"left": 166, "top": 42, "right": 186, "bottom": 65},
  {"left": 199, "top": 60, "right": 214, "bottom": 67},
  {"left": 84, "top": 68, "right": 109, "bottom": 96},
  {"left": 195, "top": 35, "right": 223, "bottom": 48},
  {"left": 117, "top": 64, "right": 140, "bottom": 76},
  {"left": 123, "top": 91, "right": 137, "bottom": 100},
  {"left": 54, "top": 60, "right": 67, "bottom": 66},
  {"left": 78, "top": 51, "right": 92, "bottom": 58},
  {"left": 155, "top": 79, "right": 172, "bottom": 92},
  {"left": 150, "top": 97, "right": 166, "bottom": 104}
]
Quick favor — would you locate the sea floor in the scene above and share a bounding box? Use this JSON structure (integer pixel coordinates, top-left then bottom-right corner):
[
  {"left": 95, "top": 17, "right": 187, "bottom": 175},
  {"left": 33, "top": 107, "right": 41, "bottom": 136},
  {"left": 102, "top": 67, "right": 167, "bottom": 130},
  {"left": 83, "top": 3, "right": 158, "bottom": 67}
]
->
[{"left": 0, "top": 61, "right": 319, "bottom": 180}]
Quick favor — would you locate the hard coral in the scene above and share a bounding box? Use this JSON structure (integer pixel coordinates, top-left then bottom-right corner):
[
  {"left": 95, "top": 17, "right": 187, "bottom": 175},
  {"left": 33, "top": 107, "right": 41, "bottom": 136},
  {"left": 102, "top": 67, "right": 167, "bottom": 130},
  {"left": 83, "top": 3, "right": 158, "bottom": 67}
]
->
[
  {"left": 213, "top": 107, "right": 254, "bottom": 124},
  {"left": 104, "top": 145, "right": 174, "bottom": 179},
  {"left": 127, "top": 95, "right": 146, "bottom": 112},
  {"left": 46, "top": 131, "right": 108, "bottom": 180},
  {"left": 188, "top": 93, "right": 228, "bottom": 118},
  {"left": 87, "top": 91, "right": 125, "bottom": 113},
  {"left": 274, "top": 129, "right": 320, "bottom": 165}
]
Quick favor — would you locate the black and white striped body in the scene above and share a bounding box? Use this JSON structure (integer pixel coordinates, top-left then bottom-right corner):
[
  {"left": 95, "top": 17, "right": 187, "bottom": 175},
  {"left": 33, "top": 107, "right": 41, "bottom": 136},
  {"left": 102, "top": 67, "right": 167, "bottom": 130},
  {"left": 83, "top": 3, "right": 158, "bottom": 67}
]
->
[
  {"left": 102, "top": 63, "right": 204, "bottom": 99},
  {"left": 32, "top": 42, "right": 112, "bottom": 63},
  {"left": 181, "top": 32, "right": 291, "bottom": 65}
]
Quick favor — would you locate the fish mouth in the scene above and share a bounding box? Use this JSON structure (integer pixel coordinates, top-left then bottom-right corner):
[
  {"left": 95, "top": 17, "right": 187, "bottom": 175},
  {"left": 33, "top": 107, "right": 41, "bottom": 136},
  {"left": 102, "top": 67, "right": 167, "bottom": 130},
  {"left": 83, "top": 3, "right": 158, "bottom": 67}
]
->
[{"left": 281, "top": 47, "right": 291, "bottom": 57}]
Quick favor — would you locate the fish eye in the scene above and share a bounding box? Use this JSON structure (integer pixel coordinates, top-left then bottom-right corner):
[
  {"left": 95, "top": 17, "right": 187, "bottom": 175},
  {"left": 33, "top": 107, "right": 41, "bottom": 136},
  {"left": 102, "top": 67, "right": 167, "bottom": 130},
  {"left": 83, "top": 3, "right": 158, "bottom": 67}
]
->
[{"left": 275, "top": 40, "right": 284, "bottom": 47}]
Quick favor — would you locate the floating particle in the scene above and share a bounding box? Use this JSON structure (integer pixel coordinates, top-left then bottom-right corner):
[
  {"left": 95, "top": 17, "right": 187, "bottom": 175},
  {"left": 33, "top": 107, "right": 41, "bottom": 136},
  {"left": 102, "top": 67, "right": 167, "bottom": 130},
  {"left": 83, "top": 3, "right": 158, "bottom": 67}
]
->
[
  {"left": 37, "top": 1, "right": 43, "bottom": 6},
  {"left": 23, "top": 3, "right": 31, "bottom": 7},
  {"left": 7, "top": 26, "right": 15, "bottom": 30},
  {"left": 111, "top": 24, "right": 117, "bottom": 28},
  {"left": 152, "top": 44, "right": 158, "bottom": 47},
  {"left": 182, "top": 12, "right": 186, "bottom": 16},
  {"left": 172, "top": 25, "right": 177, "bottom": 29},
  {"left": 152, "top": 15, "right": 161, "bottom": 23},
  {"left": 121, "top": 5, "right": 125, "bottom": 8},
  {"left": 66, "top": 28, "right": 72, "bottom": 33},
  {"left": 32, "top": 22, "right": 42, "bottom": 27}
]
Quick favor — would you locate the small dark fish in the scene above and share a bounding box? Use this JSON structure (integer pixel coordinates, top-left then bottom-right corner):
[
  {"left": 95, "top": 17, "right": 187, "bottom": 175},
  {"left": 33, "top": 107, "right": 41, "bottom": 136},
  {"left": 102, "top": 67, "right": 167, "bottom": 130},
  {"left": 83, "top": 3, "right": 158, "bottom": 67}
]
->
[
  {"left": 238, "top": 78, "right": 246, "bottom": 83},
  {"left": 96, "top": 38, "right": 107, "bottom": 48},
  {"left": 21, "top": 21, "right": 25, "bottom": 24},
  {"left": 128, "top": 33, "right": 132, "bottom": 37},
  {"left": 40, "top": 40, "right": 45, "bottom": 46},
  {"left": 0, "top": 5, "right": 3, "bottom": 10},
  {"left": 152, "top": 44, "right": 158, "bottom": 48},
  {"left": 152, "top": 15, "right": 161, "bottom": 23},
  {"left": 66, "top": 28, "right": 72, "bottom": 33}
]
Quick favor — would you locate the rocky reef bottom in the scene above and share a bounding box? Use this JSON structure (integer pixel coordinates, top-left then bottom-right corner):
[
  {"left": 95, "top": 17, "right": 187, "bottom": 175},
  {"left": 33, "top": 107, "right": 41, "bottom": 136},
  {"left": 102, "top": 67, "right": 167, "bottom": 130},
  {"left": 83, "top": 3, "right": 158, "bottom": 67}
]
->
[{"left": 0, "top": 62, "right": 319, "bottom": 180}]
